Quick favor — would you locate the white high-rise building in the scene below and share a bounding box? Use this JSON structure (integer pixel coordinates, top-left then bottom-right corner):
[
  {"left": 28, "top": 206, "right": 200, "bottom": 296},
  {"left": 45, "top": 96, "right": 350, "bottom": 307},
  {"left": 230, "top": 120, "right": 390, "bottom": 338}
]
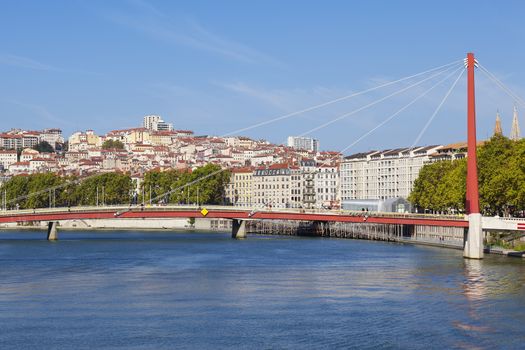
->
[
  {"left": 143, "top": 115, "right": 173, "bottom": 132},
  {"left": 143, "top": 115, "right": 161, "bottom": 130},
  {"left": 287, "top": 136, "right": 319, "bottom": 152}
]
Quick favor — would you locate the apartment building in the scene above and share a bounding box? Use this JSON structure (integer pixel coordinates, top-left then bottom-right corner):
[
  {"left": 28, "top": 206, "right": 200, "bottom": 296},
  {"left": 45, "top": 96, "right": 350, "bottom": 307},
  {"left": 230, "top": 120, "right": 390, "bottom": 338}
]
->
[
  {"left": 315, "top": 164, "right": 339, "bottom": 207},
  {"left": 340, "top": 146, "right": 442, "bottom": 201},
  {"left": 0, "top": 150, "right": 18, "bottom": 170},
  {"left": 287, "top": 136, "right": 320, "bottom": 152},
  {"left": 252, "top": 163, "right": 302, "bottom": 208},
  {"left": 224, "top": 167, "right": 254, "bottom": 207}
]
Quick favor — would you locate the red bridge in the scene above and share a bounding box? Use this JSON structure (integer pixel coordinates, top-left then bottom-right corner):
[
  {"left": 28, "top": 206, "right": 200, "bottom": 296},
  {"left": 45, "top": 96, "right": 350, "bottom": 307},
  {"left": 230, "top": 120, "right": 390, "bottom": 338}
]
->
[{"left": 0, "top": 205, "right": 469, "bottom": 240}]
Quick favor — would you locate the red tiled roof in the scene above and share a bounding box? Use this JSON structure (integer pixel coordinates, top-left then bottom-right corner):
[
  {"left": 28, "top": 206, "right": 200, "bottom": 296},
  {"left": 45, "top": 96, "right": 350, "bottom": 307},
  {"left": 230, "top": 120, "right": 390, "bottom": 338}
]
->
[{"left": 231, "top": 166, "right": 254, "bottom": 173}]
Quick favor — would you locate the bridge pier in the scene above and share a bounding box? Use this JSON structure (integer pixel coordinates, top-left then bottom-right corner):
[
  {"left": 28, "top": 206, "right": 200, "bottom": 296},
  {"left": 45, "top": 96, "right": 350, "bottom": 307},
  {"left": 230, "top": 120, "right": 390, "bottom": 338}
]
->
[
  {"left": 232, "top": 219, "right": 246, "bottom": 239},
  {"left": 311, "top": 221, "right": 330, "bottom": 236},
  {"left": 463, "top": 213, "right": 483, "bottom": 259},
  {"left": 47, "top": 221, "right": 58, "bottom": 241}
]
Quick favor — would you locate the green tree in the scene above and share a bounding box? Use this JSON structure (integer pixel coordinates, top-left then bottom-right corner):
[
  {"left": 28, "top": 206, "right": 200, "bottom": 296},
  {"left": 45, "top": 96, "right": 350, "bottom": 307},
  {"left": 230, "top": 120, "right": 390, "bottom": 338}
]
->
[
  {"left": 33, "top": 141, "right": 55, "bottom": 153},
  {"left": 2, "top": 172, "right": 65, "bottom": 209},
  {"left": 72, "top": 172, "right": 132, "bottom": 206},
  {"left": 101, "top": 139, "right": 125, "bottom": 150},
  {"left": 409, "top": 160, "right": 463, "bottom": 212},
  {"left": 478, "top": 134, "right": 520, "bottom": 215},
  {"left": 140, "top": 164, "right": 230, "bottom": 205},
  {"left": 409, "top": 134, "right": 525, "bottom": 215}
]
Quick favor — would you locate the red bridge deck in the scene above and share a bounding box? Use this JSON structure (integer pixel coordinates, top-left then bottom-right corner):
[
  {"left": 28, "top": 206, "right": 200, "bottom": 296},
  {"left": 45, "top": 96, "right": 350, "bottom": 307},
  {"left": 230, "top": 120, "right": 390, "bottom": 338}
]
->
[{"left": 0, "top": 206, "right": 469, "bottom": 228}]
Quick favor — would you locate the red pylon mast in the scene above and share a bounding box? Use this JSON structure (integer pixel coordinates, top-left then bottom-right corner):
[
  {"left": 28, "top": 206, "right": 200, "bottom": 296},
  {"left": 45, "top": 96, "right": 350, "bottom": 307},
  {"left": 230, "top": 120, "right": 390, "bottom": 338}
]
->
[{"left": 466, "top": 53, "right": 480, "bottom": 214}]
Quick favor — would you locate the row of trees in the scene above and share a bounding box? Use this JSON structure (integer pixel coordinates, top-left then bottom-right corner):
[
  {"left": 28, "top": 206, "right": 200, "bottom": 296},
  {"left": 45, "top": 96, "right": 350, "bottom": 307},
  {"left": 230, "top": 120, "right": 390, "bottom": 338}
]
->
[
  {"left": 1, "top": 172, "right": 133, "bottom": 209},
  {"left": 409, "top": 135, "right": 525, "bottom": 216},
  {"left": 140, "top": 164, "right": 230, "bottom": 205},
  {"left": 0, "top": 164, "right": 229, "bottom": 209}
]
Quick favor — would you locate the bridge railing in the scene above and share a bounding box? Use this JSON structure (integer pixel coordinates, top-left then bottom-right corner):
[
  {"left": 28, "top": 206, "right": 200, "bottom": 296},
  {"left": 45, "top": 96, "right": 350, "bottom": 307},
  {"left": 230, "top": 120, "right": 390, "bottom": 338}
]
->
[{"left": 0, "top": 203, "right": 467, "bottom": 221}]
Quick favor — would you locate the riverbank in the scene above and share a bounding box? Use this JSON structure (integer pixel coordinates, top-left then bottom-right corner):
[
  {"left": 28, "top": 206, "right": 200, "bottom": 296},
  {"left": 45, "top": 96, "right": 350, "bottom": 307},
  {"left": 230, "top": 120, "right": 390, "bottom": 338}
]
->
[{"left": 0, "top": 217, "right": 233, "bottom": 232}]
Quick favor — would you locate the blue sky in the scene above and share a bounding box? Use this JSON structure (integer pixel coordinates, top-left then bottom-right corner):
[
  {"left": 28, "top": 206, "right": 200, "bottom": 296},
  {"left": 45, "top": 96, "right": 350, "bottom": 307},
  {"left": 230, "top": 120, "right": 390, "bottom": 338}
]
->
[{"left": 1, "top": 0, "right": 525, "bottom": 154}]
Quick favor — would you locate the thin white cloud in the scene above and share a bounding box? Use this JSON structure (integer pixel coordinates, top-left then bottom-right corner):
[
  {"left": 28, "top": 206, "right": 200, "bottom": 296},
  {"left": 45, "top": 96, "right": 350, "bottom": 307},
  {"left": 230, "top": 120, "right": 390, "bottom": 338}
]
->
[
  {"left": 0, "top": 54, "right": 62, "bottom": 71},
  {"left": 217, "top": 81, "right": 294, "bottom": 110},
  {"left": 0, "top": 53, "right": 101, "bottom": 76},
  {"left": 6, "top": 100, "right": 76, "bottom": 128},
  {"left": 104, "top": 1, "right": 282, "bottom": 66}
]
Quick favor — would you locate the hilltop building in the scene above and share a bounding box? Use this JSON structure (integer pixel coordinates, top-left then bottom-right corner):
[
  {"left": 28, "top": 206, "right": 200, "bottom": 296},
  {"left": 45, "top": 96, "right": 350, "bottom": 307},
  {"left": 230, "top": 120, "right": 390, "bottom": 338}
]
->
[
  {"left": 287, "top": 136, "right": 319, "bottom": 153},
  {"left": 143, "top": 115, "right": 173, "bottom": 132}
]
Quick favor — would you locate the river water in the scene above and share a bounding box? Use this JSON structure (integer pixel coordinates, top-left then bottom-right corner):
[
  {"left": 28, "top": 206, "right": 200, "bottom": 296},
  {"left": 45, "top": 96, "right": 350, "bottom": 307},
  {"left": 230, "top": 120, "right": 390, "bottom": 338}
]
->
[{"left": 0, "top": 231, "right": 524, "bottom": 349}]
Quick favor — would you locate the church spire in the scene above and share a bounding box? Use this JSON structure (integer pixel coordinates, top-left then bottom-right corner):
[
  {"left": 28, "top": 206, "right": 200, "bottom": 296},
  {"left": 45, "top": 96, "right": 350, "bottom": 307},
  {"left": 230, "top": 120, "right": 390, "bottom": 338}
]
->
[
  {"left": 494, "top": 110, "right": 503, "bottom": 136},
  {"left": 510, "top": 105, "right": 521, "bottom": 141}
]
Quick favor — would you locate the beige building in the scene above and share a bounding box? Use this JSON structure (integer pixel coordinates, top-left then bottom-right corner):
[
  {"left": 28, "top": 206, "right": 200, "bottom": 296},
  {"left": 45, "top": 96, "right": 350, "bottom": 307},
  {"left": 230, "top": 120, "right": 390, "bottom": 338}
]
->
[
  {"left": 20, "top": 148, "right": 40, "bottom": 162},
  {"left": 106, "top": 128, "right": 151, "bottom": 147},
  {"left": 69, "top": 130, "right": 102, "bottom": 151},
  {"left": 252, "top": 163, "right": 303, "bottom": 209},
  {"left": 150, "top": 131, "right": 175, "bottom": 146},
  {"left": 225, "top": 167, "right": 254, "bottom": 207}
]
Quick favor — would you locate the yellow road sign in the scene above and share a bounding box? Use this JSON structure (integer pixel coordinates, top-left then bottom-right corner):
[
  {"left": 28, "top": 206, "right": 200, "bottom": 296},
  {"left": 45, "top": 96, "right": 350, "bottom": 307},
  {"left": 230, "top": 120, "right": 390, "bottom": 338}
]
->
[{"left": 200, "top": 208, "right": 209, "bottom": 217}]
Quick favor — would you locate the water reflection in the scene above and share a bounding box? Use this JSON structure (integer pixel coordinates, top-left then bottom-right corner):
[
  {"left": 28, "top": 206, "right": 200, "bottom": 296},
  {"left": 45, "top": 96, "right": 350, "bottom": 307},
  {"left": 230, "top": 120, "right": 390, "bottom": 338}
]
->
[
  {"left": 463, "top": 259, "right": 486, "bottom": 301},
  {"left": 462, "top": 257, "right": 525, "bottom": 300}
]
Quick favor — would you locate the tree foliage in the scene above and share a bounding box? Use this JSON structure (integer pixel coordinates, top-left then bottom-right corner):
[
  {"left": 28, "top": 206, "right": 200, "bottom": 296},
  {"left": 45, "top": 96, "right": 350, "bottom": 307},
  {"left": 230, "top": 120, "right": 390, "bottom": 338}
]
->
[
  {"left": 101, "top": 139, "right": 125, "bottom": 150},
  {"left": 71, "top": 173, "right": 133, "bottom": 206},
  {"left": 33, "top": 141, "right": 55, "bottom": 153},
  {"left": 2, "top": 173, "right": 68, "bottom": 209},
  {"left": 141, "top": 164, "right": 230, "bottom": 205},
  {"left": 0, "top": 164, "right": 230, "bottom": 209},
  {"left": 1, "top": 172, "right": 132, "bottom": 209},
  {"left": 409, "top": 134, "right": 525, "bottom": 215}
]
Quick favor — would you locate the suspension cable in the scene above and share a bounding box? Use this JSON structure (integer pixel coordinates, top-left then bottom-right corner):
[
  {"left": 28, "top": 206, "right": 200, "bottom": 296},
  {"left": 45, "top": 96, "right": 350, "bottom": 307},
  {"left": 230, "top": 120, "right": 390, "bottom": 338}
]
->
[
  {"left": 409, "top": 68, "right": 465, "bottom": 150},
  {"left": 340, "top": 66, "right": 464, "bottom": 154},
  {"left": 222, "top": 59, "right": 463, "bottom": 137},
  {"left": 478, "top": 63, "right": 525, "bottom": 109},
  {"left": 298, "top": 63, "right": 463, "bottom": 137}
]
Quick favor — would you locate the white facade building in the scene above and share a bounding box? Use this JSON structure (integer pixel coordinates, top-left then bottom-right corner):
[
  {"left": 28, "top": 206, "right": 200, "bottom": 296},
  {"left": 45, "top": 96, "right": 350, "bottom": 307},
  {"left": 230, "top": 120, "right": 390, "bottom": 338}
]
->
[
  {"left": 287, "top": 136, "right": 319, "bottom": 152},
  {"left": 40, "top": 128, "right": 64, "bottom": 148},
  {"left": 0, "top": 150, "right": 18, "bottom": 170},
  {"left": 340, "top": 146, "right": 442, "bottom": 201},
  {"left": 315, "top": 164, "right": 339, "bottom": 207},
  {"left": 143, "top": 115, "right": 173, "bottom": 132}
]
